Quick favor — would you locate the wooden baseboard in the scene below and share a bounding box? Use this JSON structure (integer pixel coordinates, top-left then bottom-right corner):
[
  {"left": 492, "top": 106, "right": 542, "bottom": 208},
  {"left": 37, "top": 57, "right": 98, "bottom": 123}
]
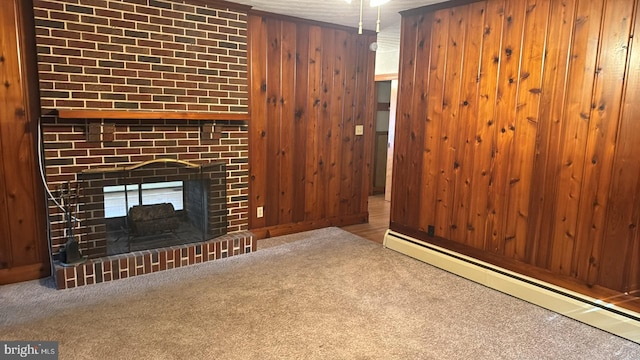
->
[
  {"left": 251, "top": 213, "right": 369, "bottom": 240},
  {"left": 0, "top": 262, "right": 51, "bottom": 285}
]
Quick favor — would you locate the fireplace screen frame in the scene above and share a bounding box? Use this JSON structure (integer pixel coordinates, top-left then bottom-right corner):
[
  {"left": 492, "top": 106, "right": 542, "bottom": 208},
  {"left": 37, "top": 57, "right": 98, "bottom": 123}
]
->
[{"left": 76, "top": 159, "right": 227, "bottom": 258}]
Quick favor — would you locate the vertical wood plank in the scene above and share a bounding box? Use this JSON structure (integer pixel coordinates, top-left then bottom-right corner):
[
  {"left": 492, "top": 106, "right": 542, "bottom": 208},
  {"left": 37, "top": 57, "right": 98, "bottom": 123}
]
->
[
  {"left": 349, "top": 34, "right": 363, "bottom": 215},
  {"left": 391, "top": 15, "right": 419, "bottom": 226},
  {"left": 279, "top": 21, "right": 297, "bottom": 225},
  {"left": 0, "top": 2, "right": 16, "bottom": 269},
  {"left": 486, "top": 0, "right": 526, "bottom": 255},
  {"left": 503, "top": 0, "right": 550, "bottom": 260},
  {"left": 340, "top": 32, "right": 357, "bottom": 217},
  {"left": 451, "top": 2, "right": 485, "bottom": 244},
  {"left": 584, "top": 0, "right": 636, "bottom": 290},
  {"left": 265, "top": 19, "right": 282, "bottom": 226},
  {"left": 353, "top": 34, "right": 372, "bottom": 216},
  {"left": 292, "top": 23, "right": 309, "bottom": 223},
  {"left": 602, "top": 0, "right": 640, "bottom": 291},
  {"left": 248, "top": 15, "right": 268, "bottom": 229},
  {"left": 404, "top": 13, "right": 431, "bottom": 230},
  {"left": 527, "top": 0, "right": 577, "bottom": 267},
  {"left": 627, "top": 6, "right": 640, "bottom": 291},
  {"left": 359, "top": 33, "right": 377, "bottom": 215},
  {"left": 304, "top": 25, "right": 322, "bottom": 219},
  {"left": 434, "top": 7, "right": 466, "bottom": 239},
  {"left": 418, "top": 10, "right": 448, "bottom": 233},
  {"left": 327, "top": 30, "right": 347, "bottom": 218},
  {"left": 468, "top": 0, "right": 503, "bottom": 250},
  {"left": 315, "top": 29, "right": 336, "bottom": 220},
  {"left": 548, "top": 0, "right": 604, "bottom": 276},
  {"left": 446, "top": 4, "right": 471, "bottom": 243},
  {"left": 574, "top": 0, "right": 633, "bottom": 285}
]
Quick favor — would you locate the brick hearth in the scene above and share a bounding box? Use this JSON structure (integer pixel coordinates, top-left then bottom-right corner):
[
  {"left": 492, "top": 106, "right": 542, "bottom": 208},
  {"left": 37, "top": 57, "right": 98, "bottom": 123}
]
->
[{"left": 55, "top": 231, "right": 255, "bottom": 289}]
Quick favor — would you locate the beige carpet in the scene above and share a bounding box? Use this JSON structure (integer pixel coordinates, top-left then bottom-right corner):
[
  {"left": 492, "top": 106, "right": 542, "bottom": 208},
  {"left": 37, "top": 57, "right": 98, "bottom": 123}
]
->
[{"left": 1, "top": 227, "right": 639, "bottom": 359}]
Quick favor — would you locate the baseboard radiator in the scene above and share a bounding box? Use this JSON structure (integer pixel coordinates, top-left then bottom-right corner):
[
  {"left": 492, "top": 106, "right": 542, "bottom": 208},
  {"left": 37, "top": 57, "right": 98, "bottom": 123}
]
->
[{"left": 383, "top": 229, "right": 640, "bottom": 344}]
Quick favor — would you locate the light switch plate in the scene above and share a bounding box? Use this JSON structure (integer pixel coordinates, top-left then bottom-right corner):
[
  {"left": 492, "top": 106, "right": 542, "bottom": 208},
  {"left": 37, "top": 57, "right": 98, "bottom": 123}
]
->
[{"left": 355, "top": 125, "right": 364, "bottom": 136}]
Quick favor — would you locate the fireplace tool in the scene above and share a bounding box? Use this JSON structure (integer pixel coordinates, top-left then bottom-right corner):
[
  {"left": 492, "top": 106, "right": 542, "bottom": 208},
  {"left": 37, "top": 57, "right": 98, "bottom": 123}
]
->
[{"left": 58, "top": 181, "right": 87, "bottom": 266}]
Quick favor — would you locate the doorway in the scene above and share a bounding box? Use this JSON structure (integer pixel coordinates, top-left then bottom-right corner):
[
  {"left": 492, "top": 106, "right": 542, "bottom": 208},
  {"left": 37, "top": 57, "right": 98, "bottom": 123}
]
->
[{"left": 372, "top": 79, "right": 398, "bottom": 201}]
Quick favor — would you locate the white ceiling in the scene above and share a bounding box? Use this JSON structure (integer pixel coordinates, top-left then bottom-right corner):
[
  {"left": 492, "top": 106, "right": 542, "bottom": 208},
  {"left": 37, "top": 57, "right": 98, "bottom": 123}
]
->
[
  {"left": 227, "top": 0, "right": 448, "bottom": 74},
  {"left": 227, "top": 0, "right": 445, "bottom": 33}
]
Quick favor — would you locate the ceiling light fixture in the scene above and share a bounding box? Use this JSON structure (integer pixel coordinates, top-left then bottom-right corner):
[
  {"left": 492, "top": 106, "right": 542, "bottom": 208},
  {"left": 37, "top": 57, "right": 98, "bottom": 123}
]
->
[{"left": 344, "top": 0, "right": 391, "bottom": 34}]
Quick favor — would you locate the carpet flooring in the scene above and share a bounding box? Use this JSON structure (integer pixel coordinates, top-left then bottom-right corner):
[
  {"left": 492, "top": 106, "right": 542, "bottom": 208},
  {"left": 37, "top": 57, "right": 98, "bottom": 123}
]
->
[{"left": 1, "top": 227, "right": 639, "bottom": 359}]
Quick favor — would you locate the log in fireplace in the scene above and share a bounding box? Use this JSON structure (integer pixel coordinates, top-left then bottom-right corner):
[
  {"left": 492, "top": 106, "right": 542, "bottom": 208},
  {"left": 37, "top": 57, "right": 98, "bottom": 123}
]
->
[{"left": 128, "top": 203, "right": 180, "bottom": 237}]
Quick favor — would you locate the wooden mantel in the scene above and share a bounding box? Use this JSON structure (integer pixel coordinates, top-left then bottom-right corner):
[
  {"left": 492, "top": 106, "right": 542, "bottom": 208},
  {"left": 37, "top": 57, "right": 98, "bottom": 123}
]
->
[{"left": 54, "top": 109, "right": 250, "bottom": 121}]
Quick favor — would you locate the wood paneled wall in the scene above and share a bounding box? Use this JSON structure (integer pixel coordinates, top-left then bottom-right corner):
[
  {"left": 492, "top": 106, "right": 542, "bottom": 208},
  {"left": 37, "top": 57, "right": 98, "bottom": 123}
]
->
[
  {"left": 248, "top": 14, "right": 376, "bottom": 237},
  {"left": 392, "top": 0, "right": 640, "bottom": 306},
  {"left": 0, "top": 0, "right": 49, "bottom": 284}
]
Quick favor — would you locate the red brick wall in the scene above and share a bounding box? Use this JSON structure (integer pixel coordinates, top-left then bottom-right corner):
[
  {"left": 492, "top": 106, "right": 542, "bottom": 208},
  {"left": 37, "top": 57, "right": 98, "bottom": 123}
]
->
[
  {"left": 33, "top": 0, "right": 248, "bottom": 112},
  {"left": 42, "top": 118, "right": 249, "bottom": 256},
  {"left": 34, "top": 0, "right": 251, "bottom": 258}
]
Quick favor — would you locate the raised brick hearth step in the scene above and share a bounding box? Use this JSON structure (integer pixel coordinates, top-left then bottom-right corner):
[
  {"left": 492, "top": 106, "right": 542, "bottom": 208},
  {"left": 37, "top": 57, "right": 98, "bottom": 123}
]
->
[{"left": 54, "top": 231, "right": 255, "bottom": 289}]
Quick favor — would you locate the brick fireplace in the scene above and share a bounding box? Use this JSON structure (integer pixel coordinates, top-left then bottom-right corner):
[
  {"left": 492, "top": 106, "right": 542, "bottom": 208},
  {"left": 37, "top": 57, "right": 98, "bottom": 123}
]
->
[
  {"left": 33, "top": 0, "right": 256, "bottom": 288},
  {"left": 41, "top": 117, "right": 253, "bottom": 288}
]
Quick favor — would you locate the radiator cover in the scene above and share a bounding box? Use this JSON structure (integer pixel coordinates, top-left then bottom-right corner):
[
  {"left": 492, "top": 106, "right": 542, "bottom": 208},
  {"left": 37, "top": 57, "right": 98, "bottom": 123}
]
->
[{"left": 383, "top": 229, "right": 640, "bottom": 344}]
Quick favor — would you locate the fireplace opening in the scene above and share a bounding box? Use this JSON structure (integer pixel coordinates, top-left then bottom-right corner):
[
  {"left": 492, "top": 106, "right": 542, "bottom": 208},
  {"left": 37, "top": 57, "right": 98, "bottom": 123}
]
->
[
  {"left": 77, "top": 160, "right": 228, "bottom": 258},
  {"left": 103, "top": 180, "right": 209, "bottom": 255},
  {"left": 104, "top": 182, "right": 185, "bottom": 218}
]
